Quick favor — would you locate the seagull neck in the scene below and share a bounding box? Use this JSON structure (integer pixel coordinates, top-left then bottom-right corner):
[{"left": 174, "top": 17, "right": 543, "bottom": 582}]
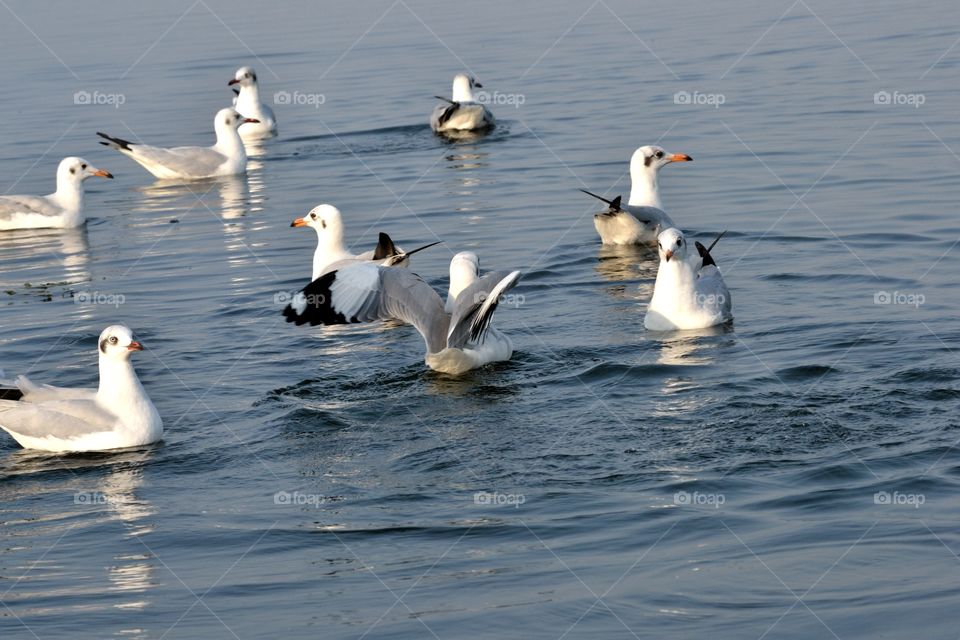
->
[
  {"left": 452, "top": 86, "right": 476, "bottom": 103},
  {"left": 312, "top": 238, "right": 350, "bottom": 281},
  {"left": 97, "top": 358, "right": 145, "bottom": 405},
  {"left": 236, "top": 84, "right": 261, "bottom": 111},
  {"left": 628, "top": 169, "right": 662, "bottom": 208},
  {"left": 52, "top": 179, "right": 83, "bottom": 213},
  {"left": 214, "top": 127, "right": 247, "bottom": 159}
]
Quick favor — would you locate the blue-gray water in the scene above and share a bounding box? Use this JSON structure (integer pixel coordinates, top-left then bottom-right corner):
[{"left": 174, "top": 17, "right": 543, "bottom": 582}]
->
[{"left": 2, "top": 1, "right": 959, "bottom": 638}]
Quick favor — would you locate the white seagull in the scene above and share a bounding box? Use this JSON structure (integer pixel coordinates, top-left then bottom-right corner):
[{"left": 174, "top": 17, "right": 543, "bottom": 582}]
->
[
  {"left": 283, "top": 252, "right": 521, "bottom": 375},
  {"left": 0, "top": 157, "right": 113, "bottom": 231},
  {"left": 229, "top": 66, "right": 277, "bottom": 139},
  {"left": 291, "top": 204, "right": 438, "bottom": 280},
  {"left": 580, "top": 145, "right": 692, "bottom": 245},
  {"left": 0, "top": 325, "right": 163, "bottom": 452},
  {"left": 645, "top": 228, "right": 732, "bottom": 331},
  {"left": 97, "top": 108, "right": 259, "bottom": 180},
  {"left": 430, "top": 74, "right": 495, "bottom": 133}
]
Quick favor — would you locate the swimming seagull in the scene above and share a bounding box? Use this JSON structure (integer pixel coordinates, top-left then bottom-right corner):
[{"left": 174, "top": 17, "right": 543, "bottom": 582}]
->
[
  {"left": 430, "top": 74, "right": 495, "bottom": 133},
  {"left": 580, "top": 145, "right": 692, "bottom": 245},
  {"left": 282, "top": 252, "right": 521, "bottom": 374},
  {"left": 229, "top": 66, "right": 278, "bottom": 139},
  {"left": 0, "top": 325, "right": 163, "bottom": 452},
  {"left": 0, "top": 157, "right": 113, "bottom": 230},
  {"left": 97, "top": 108, "right": 259, "bottom": 180},
  {"left": 291, "top": 204, "right": 439, "bottom": 280},
  {"left": 644, "top": 228, "right": 732, "bottom": 331}
]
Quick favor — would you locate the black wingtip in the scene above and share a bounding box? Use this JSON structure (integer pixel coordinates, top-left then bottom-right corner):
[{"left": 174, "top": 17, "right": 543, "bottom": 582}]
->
[
  {"left": 707, "top": 230, "right": 727, "bottom": 254},
  {"left": 695, "top": 241, "right": 717, "bottom": 268},
  {"left": 282, "top": 271, "right": 351, "bottom": 327},
  {"left": 96, "top": 131, "right": 133, "bottom": 151},
  {"left": 373, "top": 232, "right": 400, "bottom": 260},
  {"left": 579, "top": 188, "right": 623, "bottom": 211},
  {"left": 403, "top": 240, "right": 442, "bottom": 258},
  {"left": 0, "top": 388, "right": 23, "bottom": 401}
]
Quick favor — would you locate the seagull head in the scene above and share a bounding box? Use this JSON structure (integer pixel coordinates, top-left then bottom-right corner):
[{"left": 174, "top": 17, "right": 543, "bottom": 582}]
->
[
  {"left": 228, "top": 66, "right": 258, "bottom": 88},
  {"left": 657, "top": 227, "right": 687, "bottom": 263},
  {"left": 627, "top": 145, "right": 691, "bottom": 207},
  {"left": 215, "top": 108, "right": 260, "bottom": 135},
  {"left": 58, "top": 157, "right": 113, "bottom": 185},
  {"left": 631, "top": 145, "right": 692, "bottom": 173},
  {"left": 98, "top": 325, "right": 143, "bottom": 361},
  {"left": 452, "top": 73, "right": 482, "bottom": 102},
  {"left": 291, "top": 204, "right": 344, "bottom": 242}
]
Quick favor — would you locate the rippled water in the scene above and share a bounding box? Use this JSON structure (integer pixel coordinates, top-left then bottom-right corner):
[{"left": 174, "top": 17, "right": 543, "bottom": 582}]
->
[{"left": 2, "top": 1, "right": 959, "bottom": 638}]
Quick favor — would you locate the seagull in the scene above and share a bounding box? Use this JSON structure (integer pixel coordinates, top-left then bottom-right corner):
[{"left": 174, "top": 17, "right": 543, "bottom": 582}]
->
[
  {"left": 282, "top": 252, "right": 521, "bottom": 374},
  {"left": 0, "top": 157, "right": 113, "bottom": 230},
  {"left": 0, "top": 325, "right": 163, "bottom": 452},
  {"left": 430, "top": 74, "right": 495, "bottom": 133},
  {"left": 229, "top": 66, "right": 277, "bottom": 139},
  {"left": 97, "top": 108, "right": 259, "bottom": 180},
  {"left": 644, "top": 228, "right": 732, "bottom": 331},
  {"left": 580, "top": 145, "right": 692, "bottom": 245},
  {"left": 290, "top": 204, "right": 439, "bottom": 280}
]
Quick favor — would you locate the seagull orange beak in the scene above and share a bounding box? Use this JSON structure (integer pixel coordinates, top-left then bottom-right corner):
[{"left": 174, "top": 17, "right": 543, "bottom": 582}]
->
[
  {"left": 243, "top": 117, "right": 260, "bottom": 124},
  {"left": 127, "top": 341, "right": 143, "bottom": 351},
  {"left": 670, "top": 153, "right": 693, "bottom": 162},
  {"left": 228, "top": 78, "right": 240, "bottom": 86},
  {"left": 93, "top": 168, "right": 113, "bottom": 179},
  {"left": 664, "top": 250, "right": 674, "bottom": 261},
  {"left": 291, "top": 217, "right": 308, "bottom": 228}
]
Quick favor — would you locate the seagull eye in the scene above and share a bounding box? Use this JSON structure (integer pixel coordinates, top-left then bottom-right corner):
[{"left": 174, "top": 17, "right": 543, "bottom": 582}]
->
[
  {"left": 655, "top": 151, "right": 664, "bottom": 159},
  {"left": 109, "top": 336, "right": 118, "bottom": 344},
  {"left": 310, "top": 213, "right": 317, "bottom": 219},
  {"left": 81, "top": 163, "right": 87, "bottom": 170}
]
